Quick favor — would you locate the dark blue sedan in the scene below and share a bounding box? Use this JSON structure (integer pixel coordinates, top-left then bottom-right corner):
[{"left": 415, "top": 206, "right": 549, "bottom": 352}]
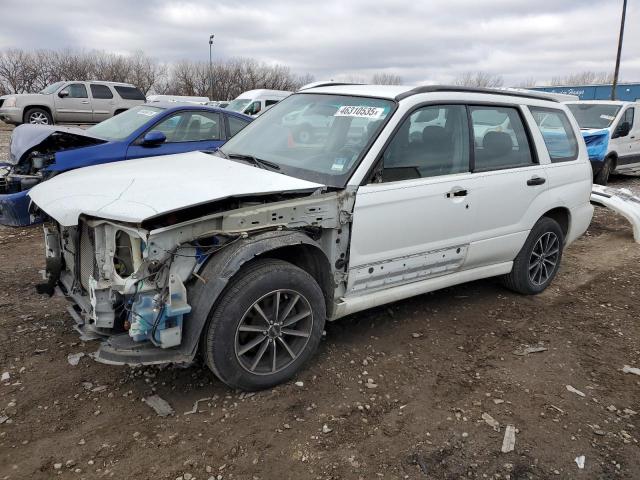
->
[{"left": 0, "top": 103, "right": 252, "bottom": 226}]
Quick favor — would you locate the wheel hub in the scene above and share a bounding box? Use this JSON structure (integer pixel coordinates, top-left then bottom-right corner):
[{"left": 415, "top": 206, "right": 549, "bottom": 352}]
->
[{"left": 267, "top": 324, "right": 282, "bottom": 339}]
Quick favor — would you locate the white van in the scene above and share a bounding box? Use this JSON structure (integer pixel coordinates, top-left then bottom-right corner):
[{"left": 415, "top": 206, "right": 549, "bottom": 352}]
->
[
  {"left": 146, "top": 95, "right": 209, "bottom": 105},
  {"left": 226, "top": 89, "right": 291, "bottom": 117}
]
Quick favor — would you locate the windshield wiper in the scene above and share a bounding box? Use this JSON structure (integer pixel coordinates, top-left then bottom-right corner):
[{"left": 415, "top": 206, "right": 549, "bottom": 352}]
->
[{"left": 227, "top": 153, "right": 281, "bottom": 171}]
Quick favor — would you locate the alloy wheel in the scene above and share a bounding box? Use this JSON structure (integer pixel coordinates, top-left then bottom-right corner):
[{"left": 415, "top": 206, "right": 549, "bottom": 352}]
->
[
  {"left": 528, "top": 232, "right": 560, "bottom": 286},
  {"left": 29, "top": 112, "right": 49, "bottom": 124},
  {"left": 235, "top": 289, "right": 314, "bottom": 375}
]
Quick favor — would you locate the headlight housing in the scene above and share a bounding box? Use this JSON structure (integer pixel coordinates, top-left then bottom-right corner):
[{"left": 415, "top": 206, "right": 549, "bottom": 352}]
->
[{"left": 3, "top": 96, "right": 16, "bottom": 108}]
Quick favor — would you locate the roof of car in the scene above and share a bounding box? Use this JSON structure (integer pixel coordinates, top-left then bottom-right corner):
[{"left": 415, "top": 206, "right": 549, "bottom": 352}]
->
[
  {"left": 564, "top": 100, "right": 638, "bottom": 106},
  {"left": 300, "top": 84, "right": 558, "bottom": 103},
  {"left": 142, "top": 102, "right": 253, "bottom": 120}
]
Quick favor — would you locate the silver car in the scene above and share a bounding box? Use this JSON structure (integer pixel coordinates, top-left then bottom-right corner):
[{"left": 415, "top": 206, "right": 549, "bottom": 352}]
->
[{"left": 0, "top": 81, "right": 146, "bottom": 125}]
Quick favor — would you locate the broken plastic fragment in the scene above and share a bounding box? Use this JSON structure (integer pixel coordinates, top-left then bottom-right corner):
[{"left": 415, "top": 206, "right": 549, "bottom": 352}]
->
[
  {"left": 566, "top": 385, "right": 585, "bottom": 397},
  {"left": 575, "top": 455, "right": 585, "bottom": 469},
  {"left": 67, "top": 352, "right": 85, "bottom": 366},
  {"left": 482, "top": 412, "right": 500, "bottom": 431},
  {"left": 143, "top": 395, "right": 174, "bottom": 417},
  {"left": 622, "top": 365, "right": 640, "bottom": 376},
  {"left": 1, "top": 372, "right": 9, "bottom": 382},
  {"left": 501, "top": 425, "right": 516, "bottom": 453},
  {"left": 183, "top": 397, "right": 212, "bottom": 415}
]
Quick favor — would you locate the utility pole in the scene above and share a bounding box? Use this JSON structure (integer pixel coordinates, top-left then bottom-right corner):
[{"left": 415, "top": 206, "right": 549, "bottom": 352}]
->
[
  {"left": 209, "top": 34, "right": 215, "bottom": 101},
  {"left": 611, "top": 0, "right": 627, "bottom": 100}
]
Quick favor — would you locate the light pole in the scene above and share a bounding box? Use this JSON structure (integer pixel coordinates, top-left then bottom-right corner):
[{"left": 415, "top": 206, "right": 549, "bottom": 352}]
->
[
  {"left": 611, "top": 0, "right": 627, "bottom": 100},
  {"left": 209, "top": 34, "right": 215, "bottom": 101}
]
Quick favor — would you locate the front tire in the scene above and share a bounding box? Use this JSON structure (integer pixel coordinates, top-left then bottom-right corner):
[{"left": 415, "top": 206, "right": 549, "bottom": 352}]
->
[
  {"left": 501, "top": 217, "right": 564, "bottom": 295},
  {"left": 594, "top": 156, "right": 613, "bottom": 185},
  {"left": 24, "top": 107, "right": 52, "bottom": 125},
  {"left": 202, "top": 259, "right": 326, "bottom": 391}
]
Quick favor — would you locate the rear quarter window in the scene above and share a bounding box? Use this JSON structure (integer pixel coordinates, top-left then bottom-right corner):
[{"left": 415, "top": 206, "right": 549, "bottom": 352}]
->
[
  {"left": 114, "top": 86, "right": 146, "bottom": 101},
  {"left": 530, "top": 107, "right": 579, "bottom": 162}
]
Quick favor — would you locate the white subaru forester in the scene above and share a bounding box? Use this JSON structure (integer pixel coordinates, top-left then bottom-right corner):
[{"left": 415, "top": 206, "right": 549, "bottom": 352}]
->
[{"left": 30, "top": 84, "right": 593, "bottom": 390}]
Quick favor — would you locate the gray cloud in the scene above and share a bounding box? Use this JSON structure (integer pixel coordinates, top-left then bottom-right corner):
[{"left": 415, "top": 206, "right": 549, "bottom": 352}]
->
[{"left": 0, "top": 0, "right": 637, "bottom": 85}]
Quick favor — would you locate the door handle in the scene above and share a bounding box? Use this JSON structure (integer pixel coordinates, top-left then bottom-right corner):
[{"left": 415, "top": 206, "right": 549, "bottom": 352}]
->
[
  {"left": 631, "top": 135, "right": 636, "bottom": 139},
  {"left": 81, "top": 100, "right": 90, "bottom": 104},
  {"left": 446, "top": 189, "right": 468, "bottom": 198},
  {"left": 527, "top": 176, "right": 546, "bottom": 186}
]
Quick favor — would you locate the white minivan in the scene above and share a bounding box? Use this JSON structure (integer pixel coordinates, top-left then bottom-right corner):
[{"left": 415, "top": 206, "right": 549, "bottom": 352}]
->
[
  {"left": 565, "top": 100, "right": 640, "bottom": 185},
  {"left": 30, "top": 84, "right": 593, "bottom": 391},
  {"left": 226, "top": 89, "right": 291, "bottom": 117}
]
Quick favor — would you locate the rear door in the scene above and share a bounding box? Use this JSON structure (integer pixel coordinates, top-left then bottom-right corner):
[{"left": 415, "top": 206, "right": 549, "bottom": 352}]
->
[
  {"left": 126, "top": 110, "right": 225, "bottom": 159},
  {"left": 89, "top": 84, "right": 116, "bottom": 123},
  {"left": 463, "top": 104, "right": 548, "bottom": 269},
  {"left": 54, "top": 83, "right": 93, "bottom": 123}
]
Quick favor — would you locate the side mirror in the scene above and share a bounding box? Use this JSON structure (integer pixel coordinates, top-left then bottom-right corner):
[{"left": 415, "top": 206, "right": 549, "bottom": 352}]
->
[
  {"left": 613, "top": 121, "right": 631, "bottom": 138},
  {"left": 58, "top": 90, "right": 69, "bottom": 98},
  {"left": 142, "top": 131, "right": 166, "bottom": 146}
]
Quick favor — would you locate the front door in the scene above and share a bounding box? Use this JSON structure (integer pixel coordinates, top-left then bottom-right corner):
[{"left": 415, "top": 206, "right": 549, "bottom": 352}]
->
[
  {"left": 615, "top": 107, "right": 640, "bottom": 171},
  {"left": 126, "top": 110, "right": 226, "bottom": 160},
  {"left": 347, "top": 104, "right": 477, "bottom": 295},
  {"left": 54, "top": 83, "right": 93, "bottom": 123}
]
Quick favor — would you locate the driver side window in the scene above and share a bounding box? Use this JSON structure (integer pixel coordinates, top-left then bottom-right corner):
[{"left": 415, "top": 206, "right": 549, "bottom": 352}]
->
[
  {"left": 245, "top": 101, "right": 262, "bottom": 115},
  {"left": 379, "top": 105, "right": 470, "bottom": 182},
  {"left": 61, "top": 83, "right": 88, "bottom": 98}
]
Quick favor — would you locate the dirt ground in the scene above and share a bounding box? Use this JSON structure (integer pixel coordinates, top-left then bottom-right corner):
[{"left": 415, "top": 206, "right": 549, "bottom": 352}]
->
[{"left": 0, "top": 123, "right": 639, "bottom": 480}]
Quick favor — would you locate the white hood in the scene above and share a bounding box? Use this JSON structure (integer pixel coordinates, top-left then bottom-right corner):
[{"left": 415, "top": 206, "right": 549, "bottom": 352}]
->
[{"left": 29, "top": 151, "right": 324, "bottom": 226}]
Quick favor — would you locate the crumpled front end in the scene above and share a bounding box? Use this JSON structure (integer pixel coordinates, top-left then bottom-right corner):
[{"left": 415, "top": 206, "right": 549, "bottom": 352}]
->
[{"left": 41, "top": 217, "right": 214, "bottom": 364}]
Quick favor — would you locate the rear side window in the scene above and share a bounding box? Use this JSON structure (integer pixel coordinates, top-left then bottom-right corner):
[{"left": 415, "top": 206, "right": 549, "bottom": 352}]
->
[
  {"left": 470, "top": 106, "right": 534, "bottom": 171},
  {"left": 530, "top": 107, "right": 579, "bottom": 162},
  {"left": 228, "top": 115, "right": 250, "bottom": 137},
  {"left": 114, "top": 86, "right": 146, "bottom": 101},
  {"left": 265, "top": 100, "right": 280, "bottom": 107},
  {"left": 90, "top": 84, "right": 114, "bottom": 99}
]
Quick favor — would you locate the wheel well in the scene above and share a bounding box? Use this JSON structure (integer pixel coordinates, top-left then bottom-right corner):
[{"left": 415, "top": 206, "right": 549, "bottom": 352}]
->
[
  {"left": 23, "top": 105, "right": 53, "bottom": 122},
  {"left": 607, "top": 152, "right": 618, "bottom": 170},
  {"left": 542, "top": 207, "right": 570, "bottom": 238},
  {"left": 262, "top": 244, "right": 334, "bottom": 314}
]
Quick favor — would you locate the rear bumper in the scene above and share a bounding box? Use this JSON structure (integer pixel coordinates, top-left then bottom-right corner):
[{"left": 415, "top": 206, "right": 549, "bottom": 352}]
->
[
  {"left": 0, "top": 107, "right": 22, "bottom": 125},
  {"left": 0, "top": 190, "right": 39, "bottom": 226}
]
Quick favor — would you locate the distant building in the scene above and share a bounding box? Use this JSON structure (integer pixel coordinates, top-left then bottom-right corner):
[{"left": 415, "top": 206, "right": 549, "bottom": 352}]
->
[{"left": 530, "top": 82, "right": 640, "bottom": 101}]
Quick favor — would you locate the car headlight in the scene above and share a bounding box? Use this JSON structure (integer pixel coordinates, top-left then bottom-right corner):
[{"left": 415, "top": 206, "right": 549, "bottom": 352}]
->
[{"left": 3, "top": 96, "right": 16, "bottom": 108}]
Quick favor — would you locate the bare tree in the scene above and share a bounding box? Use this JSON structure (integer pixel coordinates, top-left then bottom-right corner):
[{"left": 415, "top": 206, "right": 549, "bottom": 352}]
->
[
  {"left": 371, "top": 73, "right": 403, "bottom": 85},
  {"left": 514, "top": 77, "right": 538, "bottom": 88},
  {"left": 550, "top": 71, "right": 613, "bottom": 86},
  {"left": 454, "top": 71, "right": 504, "bottom": 88}
]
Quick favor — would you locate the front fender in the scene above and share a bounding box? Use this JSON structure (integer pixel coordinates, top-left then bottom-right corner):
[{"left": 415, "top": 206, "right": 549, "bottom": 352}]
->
[
  {"left": 47, "top": 142, "right": 126, "bottom": 172},
  {"left": 180, "top": 230, "right": 326, "bottom": 358}
]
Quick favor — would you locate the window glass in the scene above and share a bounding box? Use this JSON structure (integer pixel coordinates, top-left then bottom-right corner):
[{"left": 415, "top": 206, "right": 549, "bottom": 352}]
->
[
  {"left": 228, "top": 115, "right": 250, "bottom": 137},
  {"left": 39, "top": 82, "right": 65, "bottom": 95},
  {"left": 380, "top": 105, "right": 469, "bottom": 182},
  {"left": 114, "top": 86, "right": 146, "bottom": 100},
  {"left": 265, "top": 100, "right": 280, "bottom": 107},
  {"left": 62, "top": 83, "right": 88, "bottom": 98},
  {"left": 90, "top": 84, "right": 114, "bottom": 99},
  {"left": 623, "top": 107, "right": 635, "bottom": 127},
  {"left": 530, "top": 107, "right": 579, "bottom": 162},
  {"left": 470, "top": 106, "right": 534, "bottom": 171},
  {"left": 226, "top": 98, "right": 251, "bottom": 113},
  {"left": 566, "top": 103, "right": 620, "bottom": 129},
  {"left": 86, "top": 105, "right": 163, "bottom": 140},
  {"left": 219, "top": 93, "right": 394, "bottom": 187},
  {"left": 151, "top": 111, "right": 222, "bottom": 142},
  {"left": 244, "top": 101, "right": 262, "bottom": 115}
]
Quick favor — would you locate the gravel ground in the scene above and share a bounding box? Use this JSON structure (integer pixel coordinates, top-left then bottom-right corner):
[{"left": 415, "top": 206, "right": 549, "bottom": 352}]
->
[{"left": 1, "top": 122, "right": 640, "bottom": 480}]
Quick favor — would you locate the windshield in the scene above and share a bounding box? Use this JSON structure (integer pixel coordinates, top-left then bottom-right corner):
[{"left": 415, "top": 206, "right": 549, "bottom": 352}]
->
[
  {"left": 86, "top": 105, "right": 163, "bottom": 140},
  {"left": 567, "top": 104, "right": 621, "bottom": 129},
  {"left": 39, "top": 81, "right": 65, "bottom": 95},
  {"left": 220, "top": 93, "right": 395, "bottom": 187},
  {"left": 226, "top": 99, "right": 252, "bottom": 113}
]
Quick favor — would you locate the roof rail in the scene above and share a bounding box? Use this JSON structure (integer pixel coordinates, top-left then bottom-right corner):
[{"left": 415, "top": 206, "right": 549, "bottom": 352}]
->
[
  {"left": 298, "top": 81, "right": 364, "bottom": 91},
  {"left": 395, "top": 85, "right": 559, "bottom": 102}
]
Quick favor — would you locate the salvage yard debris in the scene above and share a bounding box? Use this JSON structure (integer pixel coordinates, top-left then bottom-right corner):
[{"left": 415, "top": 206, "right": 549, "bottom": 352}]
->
[
  {"left": 482, "top": 412, "right": 500, "bottom": 431},
  {"left": 143, "top": 395, "right": 174, "bottom": 417},
  {"left": 622, "top": 365, "right": 640, "bottom": 376},
  {"left": 575, "top": 455, "right": 586, "bottom": 469},
  {"left": 566, "top": 385, "right": 586, "bottom": 397},
  {"left": 513, "top": 344, "right": 548, "bottom": 356},
  {"left": 501, "top": 425, "right": 516, "bottom": 453},
  {"left": 67, "top": 352, "right": 84, "bottom": 366},
  {"left": 183, "top": 397, "right": 212, "bottom": 415}
]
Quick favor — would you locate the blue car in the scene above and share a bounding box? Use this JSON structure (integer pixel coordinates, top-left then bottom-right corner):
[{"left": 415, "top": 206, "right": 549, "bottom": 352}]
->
[{"left": 0, "top": 103, "right": 252, "bottom": 226}]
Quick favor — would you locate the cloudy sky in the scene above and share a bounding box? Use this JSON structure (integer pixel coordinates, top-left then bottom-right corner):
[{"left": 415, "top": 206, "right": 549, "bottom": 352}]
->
[{"left": 0, "top": 0, "right": 638, "bottom": 86}]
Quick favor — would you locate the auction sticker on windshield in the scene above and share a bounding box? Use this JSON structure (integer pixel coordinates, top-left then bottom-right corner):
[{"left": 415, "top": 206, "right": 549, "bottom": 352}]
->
[
  {"left": 335, "top": 106, "right": 385, "bottom": 119},
  {"left": 600, "top": 115, "right": 615, "bottom": 121},
  {"left": 137, "top": 110, "right": 158, "bottom": 117}
]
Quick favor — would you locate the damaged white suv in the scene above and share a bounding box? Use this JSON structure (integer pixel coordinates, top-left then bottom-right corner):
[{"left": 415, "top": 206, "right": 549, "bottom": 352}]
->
[{"left": 29, "top": 84, "right": 594, "bottom": 390}]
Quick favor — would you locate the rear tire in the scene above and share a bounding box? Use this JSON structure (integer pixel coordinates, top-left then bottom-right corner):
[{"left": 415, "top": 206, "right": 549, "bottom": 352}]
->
[
  {"left": 594, "top": 156, "right": 613, "bottom": 185},
  {"left": 202, "top": 259, "right": 326, "bottom": 391},
  {"left": 24, "top": 107, "right": 52, "bottom": 125},
  {"left": 501, "top": 217, "right": 564, "bottom": 295}
]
